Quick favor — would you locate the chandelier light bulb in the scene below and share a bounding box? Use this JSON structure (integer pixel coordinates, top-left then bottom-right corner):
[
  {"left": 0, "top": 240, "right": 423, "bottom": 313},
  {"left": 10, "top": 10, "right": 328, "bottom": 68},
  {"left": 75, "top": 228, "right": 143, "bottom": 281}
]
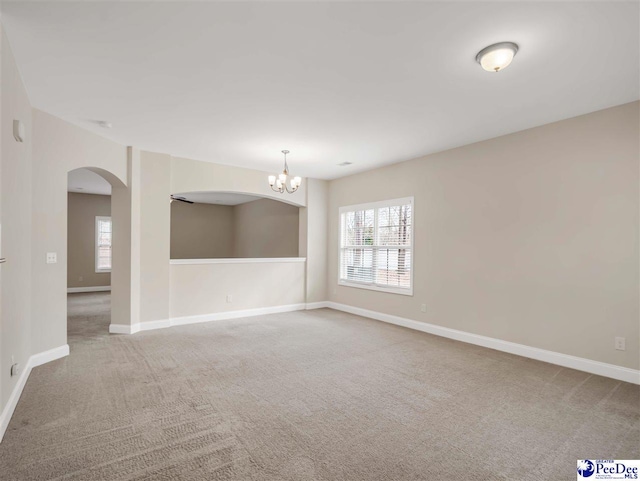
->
[{"left": 268, "top": 175, "right": 276, "bottom": 186}]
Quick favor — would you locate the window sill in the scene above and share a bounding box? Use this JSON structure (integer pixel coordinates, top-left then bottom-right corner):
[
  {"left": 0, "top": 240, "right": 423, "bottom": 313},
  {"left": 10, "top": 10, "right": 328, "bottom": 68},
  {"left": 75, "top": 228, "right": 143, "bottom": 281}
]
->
[{"left": 338, "top": 280, "right": 413, "bottom": 296}]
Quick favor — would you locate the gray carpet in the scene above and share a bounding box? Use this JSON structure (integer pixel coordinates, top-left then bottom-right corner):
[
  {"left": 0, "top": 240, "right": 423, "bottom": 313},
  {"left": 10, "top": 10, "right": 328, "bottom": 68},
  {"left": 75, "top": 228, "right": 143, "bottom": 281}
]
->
[{"left": 0, "top": 292, "right": 637, "bottom": 480}]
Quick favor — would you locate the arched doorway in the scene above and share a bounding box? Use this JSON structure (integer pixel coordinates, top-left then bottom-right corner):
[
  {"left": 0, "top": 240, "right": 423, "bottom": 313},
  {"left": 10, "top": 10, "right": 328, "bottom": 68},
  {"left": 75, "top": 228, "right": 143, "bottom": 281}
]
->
[{"left": 67, "top": 167, "right": 129, "bottom": 341}]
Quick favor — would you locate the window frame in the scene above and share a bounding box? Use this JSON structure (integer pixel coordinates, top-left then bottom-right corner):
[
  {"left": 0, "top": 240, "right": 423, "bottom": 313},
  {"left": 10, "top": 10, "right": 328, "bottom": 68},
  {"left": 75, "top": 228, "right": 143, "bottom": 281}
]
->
[
  {"left": 95, "top": 215, "right": 112, "bottom": 273},
  {"left": 338, "top": 196, "right": 414, "bottom": 296}
]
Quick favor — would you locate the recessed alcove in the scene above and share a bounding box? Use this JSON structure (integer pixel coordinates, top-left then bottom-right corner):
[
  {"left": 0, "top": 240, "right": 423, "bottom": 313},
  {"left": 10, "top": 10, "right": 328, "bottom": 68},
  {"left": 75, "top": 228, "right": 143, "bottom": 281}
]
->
[{"left": 170, "top": 191, "right": 300, "bottom": 259}]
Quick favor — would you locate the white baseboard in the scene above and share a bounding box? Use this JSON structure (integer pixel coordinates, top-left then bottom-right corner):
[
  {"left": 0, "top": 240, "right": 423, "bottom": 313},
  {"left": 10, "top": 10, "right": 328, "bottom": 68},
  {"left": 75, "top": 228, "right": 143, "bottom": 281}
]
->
[
  {"left": 305, "top": 301, "right": 329, "bottom": 310},
  {"left": 0, "top": 344, "right": 69, "bottom": 443},
  {"left": 171, "top": 303, "right": 307, "bottom": 327},
  {"left": 326, "top": 302, "right": 640, "bottom": 385},
  {"left": 110, "top": 321, "right": 171, "bottom": 335},
  {"left": 30, "top": 345, "right": 70, "bottom": 367},
  {"left": 138, "top": 319, "right": 171, "bottom": 331},
  {"left": 0, "top": 361, "right": 31, "bottom": 444},
  {"left": 109, "top": 303, "right": 308, "bottom": 335},
  {"left": 109, "top": 323, "right": 135, "bottom": 335},
  {"left": 67, "top": 286, "right": 111, "bottom": 293}
]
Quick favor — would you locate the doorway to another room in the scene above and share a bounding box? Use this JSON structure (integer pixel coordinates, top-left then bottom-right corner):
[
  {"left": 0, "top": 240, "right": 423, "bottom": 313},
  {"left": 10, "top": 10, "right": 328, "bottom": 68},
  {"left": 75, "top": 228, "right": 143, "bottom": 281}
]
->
[{"left": 67, "top": 168, "right": 113, "bottom": 342}]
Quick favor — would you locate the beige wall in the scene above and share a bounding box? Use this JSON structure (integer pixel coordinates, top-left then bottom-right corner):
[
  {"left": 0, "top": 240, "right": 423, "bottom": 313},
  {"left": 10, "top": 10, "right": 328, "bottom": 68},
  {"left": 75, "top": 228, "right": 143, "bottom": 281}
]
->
[
  {"left": 328, "top": 101, "right": 640, "bottom": 370},
  {"left": 31, "top": 111, "right": 128, "bottom": 353},
  {"left": 139, "top": 151, "right": 171, "bottom": 324},
  {"left": 1, "top": 27, "right": 33, "bottom": 411},
  {"left": 171, "top": 156, "right": 306, "bottom": 208},
  {"left": 110, "top": 147, "right": 138, "bottom": 332},
  {"left": 233, "top": 199, "right": 299, "bottom": 258},
  {"left": 170, "top": 261, "right": 305, "bottom": 318},
  {"left": 67, "top": 193, "right": 111, "bottom": 288},
  {"left": 170, "top": 202, "right": 234, "bottom": 259},
  {"left": 299, "top": 179, "right": 329, "bottom": 303},
  {"left": 139, "top": 156, "right": 308, "bottom": 327}
]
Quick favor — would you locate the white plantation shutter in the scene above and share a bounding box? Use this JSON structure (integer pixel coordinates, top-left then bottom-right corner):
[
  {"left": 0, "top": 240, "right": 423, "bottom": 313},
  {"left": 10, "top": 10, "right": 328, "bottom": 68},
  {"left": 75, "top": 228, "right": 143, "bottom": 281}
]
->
[
  {"left": 95, "top": 216, "right": 112, "bottom": 272},
  {"left": 339, "top": 197, "right": 413, "bottom": 295}
]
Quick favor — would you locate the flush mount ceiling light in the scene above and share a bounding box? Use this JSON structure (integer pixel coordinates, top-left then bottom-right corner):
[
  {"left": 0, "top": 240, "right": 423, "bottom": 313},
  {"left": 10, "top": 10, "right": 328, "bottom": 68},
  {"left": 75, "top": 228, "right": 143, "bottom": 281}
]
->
[
  {"left": 268, "top": 150, "right": 302, "bottom": 194},
  {"left": 476, "top": 42, "right": 519, "bottom": 72}
]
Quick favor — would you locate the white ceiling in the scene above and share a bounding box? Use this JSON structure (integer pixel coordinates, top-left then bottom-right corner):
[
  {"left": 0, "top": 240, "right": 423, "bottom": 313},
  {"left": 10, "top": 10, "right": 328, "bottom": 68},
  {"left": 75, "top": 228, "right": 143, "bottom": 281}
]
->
[
  {"left": 68, "top": 168, "right": 112, "bottom": 195},
  {"left": 3, "top": 2, "right": 638, "bottom": 179},
  {"left": 174, "top": 192, "right": 261, "bottom": 206}
]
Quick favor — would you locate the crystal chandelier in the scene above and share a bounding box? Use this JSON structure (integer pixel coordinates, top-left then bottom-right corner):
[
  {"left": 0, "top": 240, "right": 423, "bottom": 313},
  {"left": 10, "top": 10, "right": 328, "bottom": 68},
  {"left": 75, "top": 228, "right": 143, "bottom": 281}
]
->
[{"left": 268, "top": 150, "right": 302, "bottom": 194}]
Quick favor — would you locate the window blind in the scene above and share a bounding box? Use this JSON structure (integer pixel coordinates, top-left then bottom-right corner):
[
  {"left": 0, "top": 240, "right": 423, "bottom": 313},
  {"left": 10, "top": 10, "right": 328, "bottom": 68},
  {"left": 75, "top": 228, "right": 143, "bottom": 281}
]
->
[
  {"left": 339, "top": 198, "right": 413, "bottom": 294},
  {"left": 96, "top": 216, "right": 112, "bottom": 271}
]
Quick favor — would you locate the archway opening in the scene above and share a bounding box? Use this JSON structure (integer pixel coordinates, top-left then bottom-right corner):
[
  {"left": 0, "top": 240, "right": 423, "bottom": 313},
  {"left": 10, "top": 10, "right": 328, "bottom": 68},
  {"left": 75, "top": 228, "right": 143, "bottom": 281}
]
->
[{"left": 66, "top": 167, "right": 125, "bottom": 341}]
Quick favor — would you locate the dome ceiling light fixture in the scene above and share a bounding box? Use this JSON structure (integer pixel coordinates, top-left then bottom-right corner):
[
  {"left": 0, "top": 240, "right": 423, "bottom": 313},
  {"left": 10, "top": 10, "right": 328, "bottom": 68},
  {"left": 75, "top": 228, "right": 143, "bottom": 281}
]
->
[
  {"left": 268, "top": 150, "right": 302, "bottom": 194},
  {"left": 476, "top": 42, "right": 519, "bottom": 72}
]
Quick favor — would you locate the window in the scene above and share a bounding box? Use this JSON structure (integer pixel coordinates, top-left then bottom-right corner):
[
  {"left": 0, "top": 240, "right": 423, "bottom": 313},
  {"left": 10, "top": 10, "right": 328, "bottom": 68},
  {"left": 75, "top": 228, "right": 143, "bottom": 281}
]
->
[
  {"left": 339, "top": 197, "right": 413, "bottom": 295},
  {"left": 95, "top": 216, "right": 112, "bottom": 272}
]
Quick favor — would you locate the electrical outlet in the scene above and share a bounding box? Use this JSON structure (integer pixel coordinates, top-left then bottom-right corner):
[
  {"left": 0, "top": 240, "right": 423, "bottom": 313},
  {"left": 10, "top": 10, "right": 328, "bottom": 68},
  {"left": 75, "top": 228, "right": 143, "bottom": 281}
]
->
[
  {"left": 615, "top": 337, "right": 626, "bottom": 351},
  {"left": 226, "top": 294, "right": 232, "bottom": 303},
  {"left": 46, "top": 252, "right": 57, "bottom": 264},
  {"left": 420, "top": 304, "right": 427, "bottom": 313}
]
